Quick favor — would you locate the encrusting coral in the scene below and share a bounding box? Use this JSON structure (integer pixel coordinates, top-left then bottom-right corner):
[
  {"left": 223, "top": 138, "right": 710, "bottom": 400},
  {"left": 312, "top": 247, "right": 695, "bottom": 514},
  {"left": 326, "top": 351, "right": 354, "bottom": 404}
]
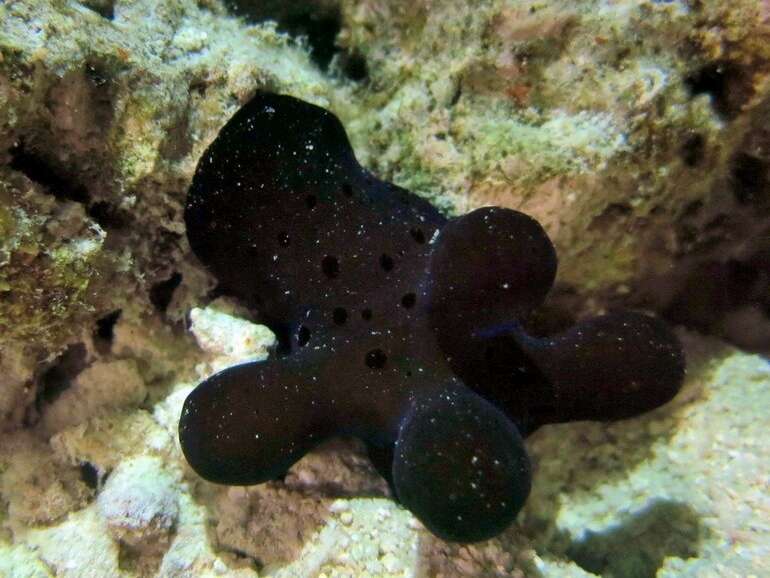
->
[{"left": 179, "top": 92, "right": 685, "bottom": 542}]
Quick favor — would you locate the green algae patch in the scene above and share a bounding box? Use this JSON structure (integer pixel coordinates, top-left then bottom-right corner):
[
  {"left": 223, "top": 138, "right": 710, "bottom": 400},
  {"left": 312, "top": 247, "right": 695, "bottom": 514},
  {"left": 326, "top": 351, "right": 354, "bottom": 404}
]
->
[
  {"left": 337, "top": 0, "right": 770, "bottom": 302},
  {"left": 0, "top": 235, "right": 105, "bottom": 347},
  {"left": 0, "top": 174, "right": 109, "bottom": 349}
]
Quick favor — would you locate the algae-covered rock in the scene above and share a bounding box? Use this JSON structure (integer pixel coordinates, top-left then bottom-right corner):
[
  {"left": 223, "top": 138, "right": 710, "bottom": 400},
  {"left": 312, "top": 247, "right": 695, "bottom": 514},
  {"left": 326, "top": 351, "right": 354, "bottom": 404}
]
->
[
  {"left": 0, "top": 0, "right": 769, "bottom": 577},
  {"left": 337, "top": 0, "right": 770, "bottom": 311},
  {"left": 0, "top": 0, "right": 327, "bottom": 430}
]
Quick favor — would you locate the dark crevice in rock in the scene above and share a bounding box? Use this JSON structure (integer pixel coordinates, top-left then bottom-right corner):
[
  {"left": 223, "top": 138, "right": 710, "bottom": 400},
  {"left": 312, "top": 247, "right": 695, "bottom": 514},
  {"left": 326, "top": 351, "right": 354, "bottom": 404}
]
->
[
  {"left": 94, "top": 309, "right": 122, "bottom": 351},
  {"left": 84, "top": 61, "right": 111, "bottom": 88},
  {"left": 730, "top": 124, "right": 770, "bottom": 206},
  {"left": 338, "top": 51, "right": 368, "bottom": 82},
  {"left": 685, "top": 60, "right": 754, "bottom": 120},
  {"left": 663, "top": 248, "right": 770, "bottom": 352},
  {"left": 680, "top": 132, "right": 705, "bottom": 167},
  {"left": 224, "top": 1, "right": 341, "bottom": 69},
  {"left": 149, "top": 272, "right": 183, "bottom": 313},
  {"left": 731, "top": 152, "right": 768, "bottom": 205},
  {"left": 282, "top": 10, "right": 341, "bottom": 70},
  {"left": 218, "top": 546, "right": 262, "bottom": 573},
  {"left": 81, "top": 0, "right": 116, "bottom": 20},
  {"left": 223, "top": 0, "right": 366, "bottom": 79},
  {"left": 9, "top": 141, "right": 91, "bottom": 204},
  {"left": 34, "top": 343, "right": 89, "bottom": 412},
  {"left": 78, "top": 461, "right": 101, "bottom": 490},
  {"left": 88, "top": 200, "right": 128, "bottom": 229}
]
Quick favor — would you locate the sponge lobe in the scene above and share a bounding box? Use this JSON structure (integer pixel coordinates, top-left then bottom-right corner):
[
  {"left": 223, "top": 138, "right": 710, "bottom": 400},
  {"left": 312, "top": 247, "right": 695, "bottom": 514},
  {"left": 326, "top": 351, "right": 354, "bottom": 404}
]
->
[{"left": 392, "top": 387, "right": 531, "bottom": 543}]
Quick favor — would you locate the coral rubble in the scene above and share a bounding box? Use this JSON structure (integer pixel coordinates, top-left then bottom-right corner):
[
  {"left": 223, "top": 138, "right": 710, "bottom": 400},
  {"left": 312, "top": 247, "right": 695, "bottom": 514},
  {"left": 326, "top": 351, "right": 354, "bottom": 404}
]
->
[{"left": 0, "top": 0, "right": 768, "bottom": 576}]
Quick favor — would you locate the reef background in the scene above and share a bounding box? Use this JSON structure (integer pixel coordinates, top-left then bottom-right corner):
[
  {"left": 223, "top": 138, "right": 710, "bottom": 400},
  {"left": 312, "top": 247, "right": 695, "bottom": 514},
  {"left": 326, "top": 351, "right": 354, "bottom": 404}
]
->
[{"left": 0, "top": 1, "right": 768, "bottom": 577}]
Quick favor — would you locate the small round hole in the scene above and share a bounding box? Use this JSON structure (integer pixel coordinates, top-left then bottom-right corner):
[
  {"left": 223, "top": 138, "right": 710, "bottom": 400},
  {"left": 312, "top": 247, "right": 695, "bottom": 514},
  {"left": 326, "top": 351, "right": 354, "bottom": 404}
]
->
[
  {"left": 342, "top": 183, "right": 353, "bottom": 197},
  {"left": 149, "top": 272, "right": 182, "bottom": 313},
  {"left": 401, "top": 292, "right": 416, "bottom": 308},
  {"left": 297, "top": 325, "right": 311, "bottom": 347},
  {"left": 277, "top": 231, "right": 290, "bottom": 247},
  {"left": 379, "top": 253, "right": 394, "bottom": 272},
  {"left": 361, "top": 308, "right": 373, "bottom": 321},
  {"left": 365, "top": 348, "right": 387, "bottom": 369},
  {"left": 332, "top": 307, "right": 348, "bottom": 325},
  {"left": 95, "top": 309, "right": 121, "bottom": 343},
  {"left": 306, "top": 194, "right": 317, "bottom": 208},
  {"left": 409, "top": 228, "right": 426, "bottom": 244},
  {"left": 322, "top": 255, "right": 340, "bottom": 278},
  {"left": 79, "top": 462, "right": 100, "bottom": 490}
]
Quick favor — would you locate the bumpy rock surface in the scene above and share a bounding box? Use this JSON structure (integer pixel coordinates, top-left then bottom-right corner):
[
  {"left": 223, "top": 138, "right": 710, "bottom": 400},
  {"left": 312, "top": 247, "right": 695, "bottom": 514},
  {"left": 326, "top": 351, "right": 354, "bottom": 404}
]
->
[{"left": 1, "top": 0, "right": 769, "bottom": 577}]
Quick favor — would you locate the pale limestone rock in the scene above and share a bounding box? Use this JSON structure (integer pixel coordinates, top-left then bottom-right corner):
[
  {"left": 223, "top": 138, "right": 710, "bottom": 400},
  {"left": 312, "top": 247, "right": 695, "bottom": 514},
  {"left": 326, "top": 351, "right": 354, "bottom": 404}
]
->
[
  {"left": 41, "top": 360, "right": 147, "bottom": 435},
  {"left": 24, "top": 507, "right": 122, "bottom": 578},
  {"left": 0, "top": 432, "right": 90, "bottom": 528},
  {"left": 97, "top": 455, "right": 180, "bottom": 547},
  {"left": 0, "top": 543, "right": 53, "bottom": 578},
  {"left": 189, "top": 302, "right": 276, "bottom": 373}
]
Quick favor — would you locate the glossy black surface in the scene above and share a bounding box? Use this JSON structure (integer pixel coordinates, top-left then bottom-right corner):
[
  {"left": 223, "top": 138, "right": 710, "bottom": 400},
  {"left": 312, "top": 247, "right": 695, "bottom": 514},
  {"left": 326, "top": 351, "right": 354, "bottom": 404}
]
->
[{"left": 180, "top": 92, "right": 685, "bottom": 542}]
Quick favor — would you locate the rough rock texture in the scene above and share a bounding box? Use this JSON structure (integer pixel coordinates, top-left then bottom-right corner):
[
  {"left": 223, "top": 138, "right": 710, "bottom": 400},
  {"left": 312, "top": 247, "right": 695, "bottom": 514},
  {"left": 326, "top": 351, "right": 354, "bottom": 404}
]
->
[
  {"left": 0, "top": 0, "right": 327, "bottom": 431},
  {"left": 0, "top": 0, "right": 769, "bottom": 577},
  {"left": 524, "top": 333, "right": 770, "bottom": 578}
]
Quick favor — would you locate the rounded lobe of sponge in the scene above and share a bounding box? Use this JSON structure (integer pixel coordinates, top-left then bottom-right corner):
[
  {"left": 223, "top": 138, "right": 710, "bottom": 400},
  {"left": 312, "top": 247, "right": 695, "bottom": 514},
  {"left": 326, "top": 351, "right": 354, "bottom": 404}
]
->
[
  {"left": 522, "top": 311, "right": 686, "bottom": 422},
  {"left": 428, "top": 206, "right": 557, "bottom": 329},
  {"left": 184, "top": 91, "right": 444, "bottom": 343},
  {"left": 392, "top": 387, "right": 531, "bottom": 543},
  {"left": 178, "top": 354, "right": 333, "bottom": 485}
]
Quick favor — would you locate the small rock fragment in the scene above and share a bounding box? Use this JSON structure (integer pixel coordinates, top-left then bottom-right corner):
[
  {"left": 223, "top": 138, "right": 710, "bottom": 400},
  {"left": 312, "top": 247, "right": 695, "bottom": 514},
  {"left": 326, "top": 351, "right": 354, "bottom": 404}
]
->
[{"left": 97, "top": 455, "right": 179, "bottom": 547}]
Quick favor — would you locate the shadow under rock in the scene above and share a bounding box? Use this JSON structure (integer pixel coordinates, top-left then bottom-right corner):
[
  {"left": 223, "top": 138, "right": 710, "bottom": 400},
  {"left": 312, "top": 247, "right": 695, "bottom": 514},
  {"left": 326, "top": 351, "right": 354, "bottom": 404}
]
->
[
  {"left": 185, "top": 336, "right": 725, "bottom": 574},
  {"left": 523, "top": 332, "right": 723, "bottom": 529},
  {"left": 564, "top": 499, "right": 710, "bottom": 578}
]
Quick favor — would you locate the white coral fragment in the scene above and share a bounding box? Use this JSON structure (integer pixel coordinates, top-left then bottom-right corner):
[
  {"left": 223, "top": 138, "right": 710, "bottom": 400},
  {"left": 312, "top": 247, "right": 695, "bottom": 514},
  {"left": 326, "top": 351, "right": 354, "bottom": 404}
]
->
[
  {"left": 97, "top": 455, "right": 179, "bottom": 547},
  {"left": 189, "top": 302, "right": 276, "bottom": 371}
]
